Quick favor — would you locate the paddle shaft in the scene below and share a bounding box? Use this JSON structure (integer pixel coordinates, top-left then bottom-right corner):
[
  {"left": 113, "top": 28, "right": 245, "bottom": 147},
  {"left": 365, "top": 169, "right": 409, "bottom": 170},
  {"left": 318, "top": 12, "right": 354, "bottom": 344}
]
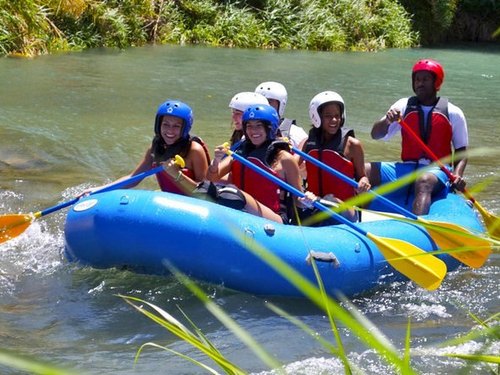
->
[
  {"left": 292, "top": 146, "right": 420, "bottom": 221},
  {"left": 38, "top": 165, "right": 165, "bottom": 218}
]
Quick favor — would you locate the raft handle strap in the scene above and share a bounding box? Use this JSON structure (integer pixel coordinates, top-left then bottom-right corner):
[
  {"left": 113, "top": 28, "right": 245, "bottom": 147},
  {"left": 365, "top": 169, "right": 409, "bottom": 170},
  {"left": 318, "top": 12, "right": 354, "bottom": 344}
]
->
[{"left": 306, "top": 251, "right": 340, "bottom": 268}]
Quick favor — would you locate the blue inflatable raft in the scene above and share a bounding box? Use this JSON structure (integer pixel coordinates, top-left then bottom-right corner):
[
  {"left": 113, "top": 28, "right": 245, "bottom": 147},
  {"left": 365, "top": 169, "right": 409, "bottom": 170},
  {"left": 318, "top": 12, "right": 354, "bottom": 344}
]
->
[{"left": 64, "top": 189, "right": 485, "bottom": 297}]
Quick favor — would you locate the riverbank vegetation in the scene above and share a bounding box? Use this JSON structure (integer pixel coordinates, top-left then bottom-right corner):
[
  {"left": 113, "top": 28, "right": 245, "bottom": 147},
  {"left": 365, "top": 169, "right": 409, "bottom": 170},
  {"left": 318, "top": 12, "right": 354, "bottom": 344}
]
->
[{"left": 1, "top": 0, "right": 498, "bottom": 57}]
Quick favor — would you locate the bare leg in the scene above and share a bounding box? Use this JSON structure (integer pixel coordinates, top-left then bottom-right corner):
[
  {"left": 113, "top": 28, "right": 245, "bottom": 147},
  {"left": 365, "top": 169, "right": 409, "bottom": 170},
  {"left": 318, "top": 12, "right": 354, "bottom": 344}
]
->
[
  {"left": 365, "top": 162, "right": 381, "bottom": 187},
  {"left": 322, "top": 194, "right": 358, "bottom": 222},
  {"left": 412, "top": 172, "right": 439, "bottom": 215},
  {"left": 242, "top": 191, "right": 283, "bottom": 223}
]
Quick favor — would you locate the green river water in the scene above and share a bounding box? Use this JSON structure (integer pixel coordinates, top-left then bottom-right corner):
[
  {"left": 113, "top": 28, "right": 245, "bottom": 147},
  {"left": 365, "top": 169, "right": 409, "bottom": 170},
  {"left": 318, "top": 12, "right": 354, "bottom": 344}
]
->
[{"left": 0, "top": 43, "right": 498, "bottom": 374}]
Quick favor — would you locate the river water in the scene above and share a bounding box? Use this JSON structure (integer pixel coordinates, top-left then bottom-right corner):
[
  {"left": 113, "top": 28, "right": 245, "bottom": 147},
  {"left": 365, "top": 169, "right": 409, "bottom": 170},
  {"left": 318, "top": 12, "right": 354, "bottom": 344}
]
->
[{"left": 0, "top": 44, "right": 498, "bottom": 374}]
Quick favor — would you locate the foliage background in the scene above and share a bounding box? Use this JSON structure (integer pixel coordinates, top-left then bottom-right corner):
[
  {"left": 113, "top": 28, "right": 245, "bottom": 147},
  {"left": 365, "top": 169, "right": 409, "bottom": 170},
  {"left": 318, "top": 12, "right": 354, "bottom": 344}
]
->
[{"left": 0, "top": 0, "right": 499, "bottom": 56}]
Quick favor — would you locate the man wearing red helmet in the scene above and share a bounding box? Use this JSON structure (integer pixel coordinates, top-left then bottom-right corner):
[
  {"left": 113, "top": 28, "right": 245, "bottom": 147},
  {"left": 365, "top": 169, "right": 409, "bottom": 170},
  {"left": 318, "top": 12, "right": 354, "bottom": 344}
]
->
[{"left": 366, "top": 59, "right": 468, "bottom": 215}]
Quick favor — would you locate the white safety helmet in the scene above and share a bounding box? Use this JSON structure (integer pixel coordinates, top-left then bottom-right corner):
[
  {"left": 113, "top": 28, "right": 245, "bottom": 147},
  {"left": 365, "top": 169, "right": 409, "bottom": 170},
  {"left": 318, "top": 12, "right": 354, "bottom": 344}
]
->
[
  {"left": 255, "top": 81, "right": 288, "bottom": 118},
  {"left": 229, "top": 92, "right": 268, "bottom": 112},
  {"left": 308, "top": 91, "right": 346, "bottom": 128}
]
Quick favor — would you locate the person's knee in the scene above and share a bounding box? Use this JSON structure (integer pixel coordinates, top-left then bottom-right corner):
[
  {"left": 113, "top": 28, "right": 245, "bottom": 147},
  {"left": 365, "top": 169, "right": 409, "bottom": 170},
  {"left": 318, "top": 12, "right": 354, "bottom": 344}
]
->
[
  {"left": 415, "top": 173, "right": 439, "bottom": 193},
  {"left": 365, "top": 162, "right": 381, "bottom": 186},
  {"left": 193, "top": 181, "right": 247, "bottom": 210},
  {"left": 192, "top": 180, "right": 218, "bottom": 201},
  {"left": 364, "top": 162, "right": 371, "bottom": 176},
  {"left": 216, "top": 185, "right": 247, "bottom": 210}
]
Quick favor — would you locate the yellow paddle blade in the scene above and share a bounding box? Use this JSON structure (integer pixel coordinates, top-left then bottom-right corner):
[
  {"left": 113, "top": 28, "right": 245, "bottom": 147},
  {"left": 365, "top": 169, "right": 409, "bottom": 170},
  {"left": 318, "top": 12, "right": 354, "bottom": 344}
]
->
[
  {"left": 474, "top": 201, "right": 500, "bottom": 241},
  {"left": 420, "top": 219, "right": 493, "bottom": 269},
  {"left": 0, "top": 214, "right": 34, "bottom": 244},
  {"left": 367, "top": 233, "right": 447, "bottom": 291}
]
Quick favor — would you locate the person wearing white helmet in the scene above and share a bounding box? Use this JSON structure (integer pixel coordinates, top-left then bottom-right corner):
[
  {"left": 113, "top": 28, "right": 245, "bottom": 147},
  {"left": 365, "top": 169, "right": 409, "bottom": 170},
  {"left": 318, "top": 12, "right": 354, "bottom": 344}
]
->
[
  {"left": 300, "top": 91, "right": 370, "bottom": 223},
  {"left": 227, "top": 91, "right": 269, "bottom": 146},
  {"left": 255, "top": 81, "right": 308, "bottom": 149}
]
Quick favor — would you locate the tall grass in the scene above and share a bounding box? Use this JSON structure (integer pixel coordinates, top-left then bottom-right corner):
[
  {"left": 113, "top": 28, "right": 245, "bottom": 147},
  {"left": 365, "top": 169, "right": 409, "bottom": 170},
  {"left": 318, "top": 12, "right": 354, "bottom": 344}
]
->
[
  {"left": 117, "top": 252, "right": 498, "bottom": 374},
  {"left": 0, "top": 0, "right": 418, "bottom": 57},
  {"left": 0, "top": 0, "right": 64, "bottom": 56},
  {"left": 0, "top": 348, "right": 82, "bottom": 375},
  {"left": 2, "top": 0, "right": 498, "bottom": 56}
]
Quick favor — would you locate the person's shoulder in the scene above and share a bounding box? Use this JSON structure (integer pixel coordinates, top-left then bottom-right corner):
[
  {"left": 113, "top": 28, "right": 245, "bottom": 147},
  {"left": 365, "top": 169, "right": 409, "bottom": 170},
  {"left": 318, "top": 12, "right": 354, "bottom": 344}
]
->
[
  {"left": 392, "top": 97, "right": 409, "bottom": 109},
  {"left": 282, "top": 118, "right": 303, "bottom": 128},
  {"left": 446, "top": 101, "right": 467, "bottom": 126},
  {"left": 446, "top": 100, "right": 465, "bottom": 115},
  {"left": 278, "top": 149, "right": 299, "bottom": 168},
  {"left": 275, "top": 144, "right": 293, "bottom": 158},
  {"left": 189, "top": 138, "right": 210, "bottom": 157},
  {"left": 346, "top": 135, "right": 363, "bottom": 147},
  {"left": 285, "top": 119, "right": 307, "bottom": 141},
  {"left": 280, "top": 118, "right": 294, "bottom": 127},
  {"left": 188, "top": 139, "right": 202, "bottom": 150},
  {"left": 291, "top": 123, "right": 307, "bottom": 134}
]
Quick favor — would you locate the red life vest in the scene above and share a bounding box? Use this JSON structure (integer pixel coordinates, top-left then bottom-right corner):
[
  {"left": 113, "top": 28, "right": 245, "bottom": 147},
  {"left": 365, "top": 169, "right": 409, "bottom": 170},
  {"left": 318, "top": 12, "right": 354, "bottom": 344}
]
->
[
  {"left": 151, "top": 135, "right": 210, "bottom": 194},
  {"left": 303, "top": 127, "right": 356, "bottom": 201},
  {"left": 231, "top": 141, "right": 284, "bottom": 213},
  {"left": 401, "top": 97, "right": 452, "bottom": 162}
]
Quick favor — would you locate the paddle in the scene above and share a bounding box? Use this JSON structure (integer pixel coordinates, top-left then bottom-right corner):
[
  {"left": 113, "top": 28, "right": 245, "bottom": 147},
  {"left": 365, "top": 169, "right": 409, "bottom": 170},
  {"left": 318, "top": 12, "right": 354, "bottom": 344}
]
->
[
  {"left": 0, "top": 156, "right": 185, "bottom": 245},
  {"left": 398, "top": 118, "right": 500, "bottom": 241},
  {"left": 224, "top": 146, "right": 447, "bottom": 291},
  {"left": 292, "top": 146, "right": 492, "bottom": 269}
]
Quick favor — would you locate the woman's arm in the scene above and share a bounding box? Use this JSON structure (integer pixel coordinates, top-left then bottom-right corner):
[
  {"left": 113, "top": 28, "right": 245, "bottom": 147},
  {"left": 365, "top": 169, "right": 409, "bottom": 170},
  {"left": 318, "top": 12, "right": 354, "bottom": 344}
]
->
[
  {"left": 188, "top": 141, "right": 209, "bottom": 183},
  {"left": 280, "top": 151, "right": 302, "bottom": 191},
  {"left": 80, "top": 147, "right": 153, "bottom": 196},
  {"left": 161, "top": 141, "right": 210, "bottom": 193},
  {"left": 344, "top": 137, "right": 371, "bottom": 193},
  {"left": 207, "top": 144, "right": 232, "bottom": 182}
]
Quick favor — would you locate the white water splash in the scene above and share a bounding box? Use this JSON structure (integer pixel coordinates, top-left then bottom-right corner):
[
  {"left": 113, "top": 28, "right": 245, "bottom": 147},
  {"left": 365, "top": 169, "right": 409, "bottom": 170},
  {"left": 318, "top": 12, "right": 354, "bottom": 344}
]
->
[
  {"left": 402, "top": 302, "right": 451, "bottom": 319},
  {"left": 0, "top": 218, "right": 64, "bottom": 296},
  {"left": 254, "top": 356, "right": 344, "bottom": 375}
]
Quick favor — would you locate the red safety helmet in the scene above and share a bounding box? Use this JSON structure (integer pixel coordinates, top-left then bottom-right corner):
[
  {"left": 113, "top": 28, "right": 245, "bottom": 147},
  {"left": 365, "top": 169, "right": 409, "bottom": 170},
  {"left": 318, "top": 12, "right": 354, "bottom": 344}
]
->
[{"left": 412, "top": 59, "right": 444, "bottom": 91}]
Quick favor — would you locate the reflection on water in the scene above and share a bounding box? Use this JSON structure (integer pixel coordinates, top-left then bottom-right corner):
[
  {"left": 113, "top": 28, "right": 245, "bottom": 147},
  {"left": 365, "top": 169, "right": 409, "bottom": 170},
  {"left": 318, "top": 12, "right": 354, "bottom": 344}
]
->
[{"left": 0, "top": 44, "right": 499, "bottom": 374}]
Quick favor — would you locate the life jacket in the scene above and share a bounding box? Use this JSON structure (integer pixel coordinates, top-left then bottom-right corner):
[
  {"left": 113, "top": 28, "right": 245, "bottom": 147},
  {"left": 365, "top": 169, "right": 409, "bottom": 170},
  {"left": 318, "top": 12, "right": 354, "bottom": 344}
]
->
[
  {"left": 401, "top": 96, "right": 452, "bottom": 162},
  {"left": 152, "top": 135, "right": 210, "bottom": 194},
  {"left": 231, "top": 140, "right": 289, "bottom": 213},
  {"left": 303, "top": 127, "right": 356, "bottom": 201}
]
